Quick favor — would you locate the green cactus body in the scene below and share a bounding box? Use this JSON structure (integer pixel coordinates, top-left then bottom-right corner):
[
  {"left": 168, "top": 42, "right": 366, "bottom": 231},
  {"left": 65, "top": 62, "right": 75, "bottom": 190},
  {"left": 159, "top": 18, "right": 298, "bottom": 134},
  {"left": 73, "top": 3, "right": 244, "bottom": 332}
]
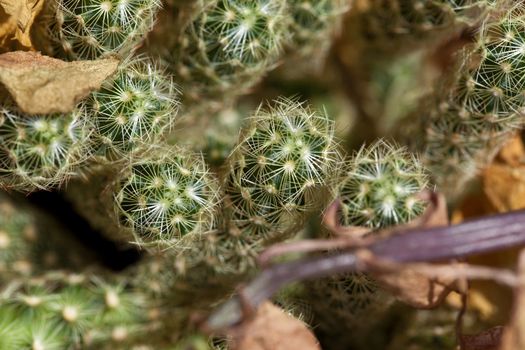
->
[
  {"left": 423, "top": 5, "right": 525, "bottom": 195},
  {"left": 287, "top": 0, "right": 348, "bottom": 57},
  {"left": 224, "top": 97, "right": 339, "bottom": 243},
  {"left": 115, "top": 148, "right": 218, "bottom": 248},
  {"left": 54, "top": 0, "right": 162, "bottom": 60},
  {"left": 339, "top": 140, "right": 428, "bottom": 228},
  {"left": 90, "top": 57, "right": 180, "bottom": 161},
  {"left": 0, "top": 106, "right": 90, "bottom": 192},
  {"left": 1, "top": 273, "right": 151, "bottom": 349},
  {"left": 172, "top": 0, "right": 288, "bottom": 107}
]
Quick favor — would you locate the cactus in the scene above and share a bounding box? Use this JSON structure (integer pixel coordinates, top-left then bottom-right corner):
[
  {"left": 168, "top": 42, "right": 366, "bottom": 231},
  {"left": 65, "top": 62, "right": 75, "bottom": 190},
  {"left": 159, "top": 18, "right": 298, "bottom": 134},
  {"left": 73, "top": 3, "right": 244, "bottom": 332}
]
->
[
  {"left": 52, "top": 0, "right": 162, "bottom": 60},
  {"left": 339, "top": 140, "right": 428, "bottom": 228},
  {"left": 115, "top": 147, "right": 219, "bottom": 248},
  {"left": 286, "top": 0, "right": 348, "bottom": 57},
  {"left": 170, "top": 0, "right": 288, "bottom": 108},
  {"left": 89, "top": 57, "right": 180, "bottom": 160},
  {"left": 422, "top": 4, "right": 525, "bottom": 196},
  {"left": 0, "top": 104, "right": 90, "bottom": 192},
  {"left": 1, "top": 272, "right": 151, "bottom": 349}
]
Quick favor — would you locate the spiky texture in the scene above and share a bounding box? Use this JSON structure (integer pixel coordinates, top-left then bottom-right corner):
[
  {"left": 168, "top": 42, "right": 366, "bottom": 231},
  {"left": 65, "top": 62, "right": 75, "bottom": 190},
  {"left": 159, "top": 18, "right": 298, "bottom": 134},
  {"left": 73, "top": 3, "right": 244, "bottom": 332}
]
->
[
  {"left": 90, "top": 57, "right": 179, "bottom": 160},
  {"left": 224, "top": 97, "right": 339, "bottom": 244},
  {"left": 53, "top": 0, "right": 162, "bottom": 60},
  {"left": 423, "top": 5, "right": 525, "bottom": 195},
  {"left": 114, "top": 147, "right": 218, "bottom": 248},
  {"left": 1, "top": 272, "right": 151, "bottom": 349},
  {"left": 160, "top": 98, "right": 340, "bottom": 305},
  {"left": 354, "top": 0, "right": 494, "bottom": 51},
  {"left": 171, "top": 0, "right": 288, "bottom": 107},
  {"left": 0, "top": 105, "right": 90, "bottom": 192},
  {"left": 287, "top": 0, "right": 348, "bottom": 57},
  {"left": 339, "top": 140, "right": 428, "bottom": 228}
]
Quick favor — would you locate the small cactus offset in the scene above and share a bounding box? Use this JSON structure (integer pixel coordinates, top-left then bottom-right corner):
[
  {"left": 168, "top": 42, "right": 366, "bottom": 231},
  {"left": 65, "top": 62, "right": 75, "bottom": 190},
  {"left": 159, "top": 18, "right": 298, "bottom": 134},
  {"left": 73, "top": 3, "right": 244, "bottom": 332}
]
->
[
  {"left": 52, "top": 0, "right": 162, "bottom": 60},
  {"left": 224, "top": 97, "right": 339, "bottom": 243},
  {"left": 89, "top": 57, "right": 180, "bottom": 160},
  {"left": 0, "top": 104, "right": 91, "bottom": 191},
  {"left": 114, "top": 147, "right": 219, "bottom": 248},
  {"left": 338, "top": 140, "right": 428, "bottom": 228},
  {"left": 170, "top": 0, "right": 289, "bottom": 108}
]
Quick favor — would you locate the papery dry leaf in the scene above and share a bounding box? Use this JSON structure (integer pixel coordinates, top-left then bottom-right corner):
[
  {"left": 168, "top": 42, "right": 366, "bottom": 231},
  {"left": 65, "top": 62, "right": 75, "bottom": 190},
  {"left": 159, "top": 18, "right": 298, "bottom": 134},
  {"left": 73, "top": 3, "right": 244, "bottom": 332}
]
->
[
  {"left": 0, "top": 0, "right": 44, "bottom": 48},
  {"left": 0, "top": 51, "right": 119, "bottom": 114},
  {"left": 496, "top": 134, "right": 525, "bottom": 167},
  {"left": 483, "top": 164, "right": 525, "bottom": 212},
  {"left": 227, "top": 302, "right": 320, "bottom": 350},
  {"left": 499, "top": 249, "right": 525, "bottom": 350}
]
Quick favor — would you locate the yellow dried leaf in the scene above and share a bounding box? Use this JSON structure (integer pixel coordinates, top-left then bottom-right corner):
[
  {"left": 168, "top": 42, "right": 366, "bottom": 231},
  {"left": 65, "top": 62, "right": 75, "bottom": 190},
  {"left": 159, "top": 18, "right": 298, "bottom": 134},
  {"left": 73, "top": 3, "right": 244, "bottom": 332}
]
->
[
  {"left": 0, "top": 51, "right": 119, "bottom": 114},
  {"left": 0, "top": 0, "right": 44, "bottom": 48},
  {"left": 227, "top": 303, "right": 320, "bottom": 350}
]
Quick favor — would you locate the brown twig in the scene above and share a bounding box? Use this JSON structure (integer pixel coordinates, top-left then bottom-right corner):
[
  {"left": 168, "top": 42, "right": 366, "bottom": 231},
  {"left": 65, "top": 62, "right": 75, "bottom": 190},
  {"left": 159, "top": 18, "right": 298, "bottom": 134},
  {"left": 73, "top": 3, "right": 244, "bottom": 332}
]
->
[{"left": 205, "top": 209, "right": 525, "bottom": 331}]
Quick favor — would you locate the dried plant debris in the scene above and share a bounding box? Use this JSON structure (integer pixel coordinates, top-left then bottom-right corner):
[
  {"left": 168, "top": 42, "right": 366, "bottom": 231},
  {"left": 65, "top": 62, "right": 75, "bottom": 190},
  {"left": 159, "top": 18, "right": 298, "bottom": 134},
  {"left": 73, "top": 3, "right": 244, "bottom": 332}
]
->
[
  {"left": 226, "top": 302, "right": 320, "bottom": 350},
  {"left": 0, "top": 0, "right": 44, "bottom": 49},
  {"left": 0, "top": 51, "right": 119, "bottom": 114}
]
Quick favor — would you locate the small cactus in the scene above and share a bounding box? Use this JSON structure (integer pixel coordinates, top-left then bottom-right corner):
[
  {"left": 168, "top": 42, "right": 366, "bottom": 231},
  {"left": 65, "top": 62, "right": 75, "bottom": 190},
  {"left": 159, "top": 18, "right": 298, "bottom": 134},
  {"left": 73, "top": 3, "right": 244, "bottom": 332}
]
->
[
  {"left": 0, "top": 105, "right": 91, "bottom": 192},
  {"left": 224, "top": 97, "right": 339, "bottom": 243},
  {"left": 53, "top": 0, "right": 162, "bottom": 60},
  {"left": 339, "top": 140, "right": 429, "bottom": 228},
  {"left": 90, "top": 57, "right": 180, "bottom": 160},
  {"left": 171, "top": 0, "right": 288, "bottom": 107},
  {"left": 114, "top": 147, "right": 219, "bottom": 248}
]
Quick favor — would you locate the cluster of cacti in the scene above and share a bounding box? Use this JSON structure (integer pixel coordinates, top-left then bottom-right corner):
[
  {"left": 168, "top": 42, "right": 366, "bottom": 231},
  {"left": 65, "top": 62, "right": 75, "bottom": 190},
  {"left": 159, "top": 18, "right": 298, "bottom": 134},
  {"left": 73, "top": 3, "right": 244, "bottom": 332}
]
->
[{"left": 3, "top": 0, "right": 523, "bottom": 348}]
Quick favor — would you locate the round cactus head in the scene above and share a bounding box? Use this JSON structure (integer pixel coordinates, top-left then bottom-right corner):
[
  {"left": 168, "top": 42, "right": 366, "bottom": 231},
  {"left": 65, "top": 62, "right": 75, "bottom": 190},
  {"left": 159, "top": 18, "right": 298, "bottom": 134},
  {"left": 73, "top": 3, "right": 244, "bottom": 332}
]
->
[
  {"left": 90, "top": 57, "right": 180, "bottom": 160},
  {"left": 339, "top": 140, "right": 429, "bottom": 229},
  {"left": 174, "top": 0, "right": 288, "bottom": 104},
  {"left": 225, "top": 97, "right": 339, "bottom": 242},
  {"left": 0, "top": 105, "right": 90, "bottom": 192},
  {"left": 54, "top": 0, "right": 162, "bottom": 60},
  {"left": 115, "top": 147, "right": 218, "bottom": 248}
]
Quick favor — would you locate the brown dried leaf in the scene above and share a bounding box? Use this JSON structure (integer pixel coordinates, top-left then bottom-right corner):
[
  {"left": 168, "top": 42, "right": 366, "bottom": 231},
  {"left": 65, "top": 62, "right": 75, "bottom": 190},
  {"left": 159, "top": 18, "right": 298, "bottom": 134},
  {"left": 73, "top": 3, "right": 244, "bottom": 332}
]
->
[
  {"left": 371, "top": 263, "right": 455, "bottom": 309},
  {"left": 227, "top": 302, "right": 320, "bottom": 350},
  {"left": 0, "top": 51, "right": 119, "bottom": 114},
  {"left": 0, "top": 0, "right": 44, "bottom": 48},
  {"left": 499, "top": 249, "right": 525, "bottom": 350}
]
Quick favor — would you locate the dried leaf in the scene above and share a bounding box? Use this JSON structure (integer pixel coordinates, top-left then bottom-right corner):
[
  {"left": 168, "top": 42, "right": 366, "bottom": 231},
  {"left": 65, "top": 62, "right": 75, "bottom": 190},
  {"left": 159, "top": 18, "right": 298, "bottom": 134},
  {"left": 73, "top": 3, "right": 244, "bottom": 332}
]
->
[
  {"left": 372, "top": 264, "right": 455, "bottom": 308},
  {"left": 227, "top": 302, "right": 320, "bottom": 350},
  {"left": 499, "top": 249, "right": 525, "bottom": 350},
  {"left": 0, "top": 51, "right": 119, "bottom": 114},
  {"left": 0, "top": 0, "right": 44, "bottom": 48}
]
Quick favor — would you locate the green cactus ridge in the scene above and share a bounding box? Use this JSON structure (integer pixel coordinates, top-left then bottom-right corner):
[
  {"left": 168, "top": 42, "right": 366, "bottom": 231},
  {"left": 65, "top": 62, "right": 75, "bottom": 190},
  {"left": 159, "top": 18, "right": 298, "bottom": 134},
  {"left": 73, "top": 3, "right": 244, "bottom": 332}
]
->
[
  {"left": 115, "top": 147, "right": 219, "bottom": 248},
  {"left": 55, "top": 0, "right": 162, "bottom": 60},
  {"left": 90, "top": 57, "right": 180, "bottom": 160},
  {"left": 0, "top": 105, "right": 91, "bottom": 192}
]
